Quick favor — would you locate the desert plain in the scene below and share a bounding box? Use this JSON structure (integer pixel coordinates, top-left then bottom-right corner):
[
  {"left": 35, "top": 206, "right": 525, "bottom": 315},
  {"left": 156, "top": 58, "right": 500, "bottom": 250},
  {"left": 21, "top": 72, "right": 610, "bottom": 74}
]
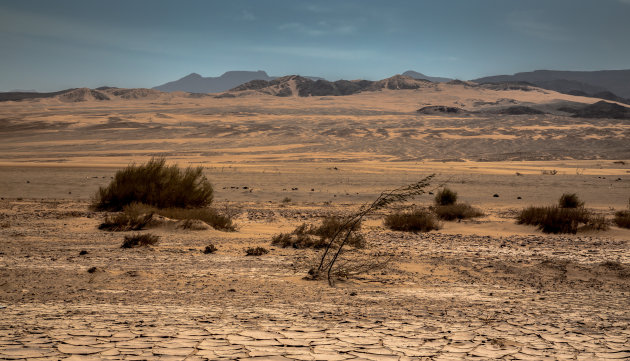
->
[{"left": 1, "top": 83, "right": 630, "bottom": 360}]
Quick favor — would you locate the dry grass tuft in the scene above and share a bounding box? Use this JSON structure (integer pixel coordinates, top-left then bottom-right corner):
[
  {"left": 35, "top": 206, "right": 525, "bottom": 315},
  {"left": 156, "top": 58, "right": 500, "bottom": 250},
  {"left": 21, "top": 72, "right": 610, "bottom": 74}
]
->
[
  {"left": 614, "top": 210, "right": 630, "bottom": 229},
  {"left": 433, "top": 203, "right": 484, "bottom": 221},
  {"left": 384, "top": 209, "right": 441, "bottom": 232},
  {"left": 272, "top": 217, "right": 364, "bottom": 249},
  {"left": 121, "top": 233, "right": 160, "bottom": 248},
  {"left": 245, "top": 247, "right": 268, "bottom": 256}
]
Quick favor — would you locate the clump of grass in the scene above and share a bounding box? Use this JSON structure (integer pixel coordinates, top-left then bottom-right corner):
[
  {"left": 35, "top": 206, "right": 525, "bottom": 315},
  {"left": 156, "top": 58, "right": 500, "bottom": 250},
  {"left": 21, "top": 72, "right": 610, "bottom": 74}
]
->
[
  {"left": 121, "top": 233, "right": 160, "bottom": 248},
  {"left": 158, "top": 207, "right": 235, "bottom": 231},
  {"left": 384, "top": 209, "right": 441, "bottom": 232},
  {"left": 517, "top": 206, "right": 591, "bottom": 234},
  {"left": 271, "top": 217, "right": 364, "bottom": 249},
  {"left": 91, "top": 157, "right": 214, "bottom": 211},
  {"left": 433, "top": 203, "right": 484, "bottom": 221},
  {"left": 245, "top": 246, "right": 268, "bottom": 256},
  {"left": 434, "top": 188, "right": 457, "bottom": 206},
  {"left": 614, "top": 210, "right": 630, "bottom": 229},
  {"left": 282, "top": 197, "right": 292, "bottom": 203},
  {"left": 203, "top": 244, "right": 217, "bottom": 254},
  {"left": 558, "top": 193, "right": 584, "bottom": 208},
  {"left": 584, "top": 214, "right": 609, "bottom": 231},
  {"left": 99, "top": 202, "right": 235, "bottom": 232},
  {"left": 99, "top": 203, "right": 154, "bottom": 231}
]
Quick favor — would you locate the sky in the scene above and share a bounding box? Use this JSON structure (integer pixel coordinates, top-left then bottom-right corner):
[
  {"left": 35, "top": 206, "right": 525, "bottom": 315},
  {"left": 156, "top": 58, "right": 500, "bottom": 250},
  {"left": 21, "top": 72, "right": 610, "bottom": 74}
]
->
[{"left": 1, "top": 0, "right": 629, "bottom": 92}]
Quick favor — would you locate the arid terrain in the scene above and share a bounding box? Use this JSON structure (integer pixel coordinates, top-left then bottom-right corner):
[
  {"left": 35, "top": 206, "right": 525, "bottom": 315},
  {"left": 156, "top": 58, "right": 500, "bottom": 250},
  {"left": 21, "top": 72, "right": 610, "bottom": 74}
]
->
[{"left": 1, "top": 85, "right": 630, "bottom": 360}]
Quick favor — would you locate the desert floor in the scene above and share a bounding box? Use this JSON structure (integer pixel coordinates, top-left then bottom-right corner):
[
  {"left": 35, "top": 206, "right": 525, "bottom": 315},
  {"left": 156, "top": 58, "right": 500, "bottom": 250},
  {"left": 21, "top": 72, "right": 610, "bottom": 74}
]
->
[{"left": 1, "top": 92, "right": 630, "bottom": 360}]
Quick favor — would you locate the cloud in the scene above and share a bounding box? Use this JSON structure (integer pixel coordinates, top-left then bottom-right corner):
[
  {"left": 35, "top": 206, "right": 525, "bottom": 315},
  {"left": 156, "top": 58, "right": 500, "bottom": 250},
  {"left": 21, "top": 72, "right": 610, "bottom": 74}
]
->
[
  {"left": 251, "top": 45, "right": 374, "bottom": 60},
  {"left": 277, "top": 21, "right": 356, "bottom": 37},
  {"left": 508, "top": 11, "right": 570, "bottom": 42},
  {"left": 241, "top": 9, "right": 256, "bottom": 21}
]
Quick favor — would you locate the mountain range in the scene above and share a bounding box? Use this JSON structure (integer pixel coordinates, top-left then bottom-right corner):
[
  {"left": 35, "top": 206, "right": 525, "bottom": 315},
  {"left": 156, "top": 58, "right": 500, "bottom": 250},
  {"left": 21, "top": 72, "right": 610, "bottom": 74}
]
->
[
  {"left": 473, "top": 70, "right": 630, "bottom": 99},
  {"left": 153, "top": 71, "right": 324, "bottom": 93}
]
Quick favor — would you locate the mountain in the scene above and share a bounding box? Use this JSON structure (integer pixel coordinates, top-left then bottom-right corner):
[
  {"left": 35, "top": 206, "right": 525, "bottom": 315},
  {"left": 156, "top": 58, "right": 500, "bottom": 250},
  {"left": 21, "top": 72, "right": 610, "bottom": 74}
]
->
[
  {"left": 229, "top": 75, "right": 435, "bottom": 97},
  {"left": 153, "top": 71, "right": 274, "bottom": 93},
  {"left": 472, "top": 70, "right": 630, "bottom": 98},
  {"left": 153, "top": 71, "right": 326, "bottom": 93},
  {"left": 402, "top": 70, "right": 453, "bottom": 83},
  {"left": 0, "top": 87, "right": 163, "bottom": 102}
]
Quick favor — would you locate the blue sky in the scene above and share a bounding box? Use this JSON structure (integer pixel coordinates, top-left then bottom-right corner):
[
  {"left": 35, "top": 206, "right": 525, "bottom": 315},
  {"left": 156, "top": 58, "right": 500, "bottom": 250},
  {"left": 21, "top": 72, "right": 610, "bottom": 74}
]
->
[{"left": 1, "top": 0, "right": 629, "bottom": 91}]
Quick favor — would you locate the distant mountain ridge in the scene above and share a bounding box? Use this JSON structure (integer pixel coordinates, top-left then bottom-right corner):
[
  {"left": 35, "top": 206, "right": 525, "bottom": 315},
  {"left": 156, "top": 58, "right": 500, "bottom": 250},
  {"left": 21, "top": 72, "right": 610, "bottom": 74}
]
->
[
  {"left": 402, "top": 70, "right": 453, "bottom": 83},
  {"left": 230, "top": 74, "right": 436, "bottom": 97},
  {"left": 473, "top": 70, "right": 630, "bottom": 98},
  {"left": 153, "top": 71, "right": 325, "bottom": 93}
]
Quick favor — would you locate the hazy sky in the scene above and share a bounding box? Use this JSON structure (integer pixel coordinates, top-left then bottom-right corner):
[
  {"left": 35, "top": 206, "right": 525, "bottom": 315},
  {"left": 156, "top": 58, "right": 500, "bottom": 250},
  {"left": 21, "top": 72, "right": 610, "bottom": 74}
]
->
[{"left": 1, "top": 0, "right": 629, "bottom": 91}]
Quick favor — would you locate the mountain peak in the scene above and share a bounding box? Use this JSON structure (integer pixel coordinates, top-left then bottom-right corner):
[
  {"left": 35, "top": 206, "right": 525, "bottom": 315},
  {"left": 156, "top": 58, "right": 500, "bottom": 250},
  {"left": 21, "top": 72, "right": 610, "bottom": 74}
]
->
[{"left": 402, "top": 70, "right": 453, "bottom": 83}]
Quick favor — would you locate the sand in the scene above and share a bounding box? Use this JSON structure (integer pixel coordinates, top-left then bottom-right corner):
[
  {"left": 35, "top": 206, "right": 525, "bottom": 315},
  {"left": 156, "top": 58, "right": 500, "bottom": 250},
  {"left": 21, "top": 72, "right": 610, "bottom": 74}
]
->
[{"left": 1, "top": 89, "right": 629, "bottom": 360}]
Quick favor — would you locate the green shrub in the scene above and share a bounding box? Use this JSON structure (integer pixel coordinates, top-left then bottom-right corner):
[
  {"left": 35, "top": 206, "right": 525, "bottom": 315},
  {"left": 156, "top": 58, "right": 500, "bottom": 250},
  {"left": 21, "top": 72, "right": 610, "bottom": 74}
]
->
[
  {"left": 434, "top": 188, "right": 457, "bottom": 206},
  {"left": 433, "top": 203, "right": 484, "bottom": 221},
  {"left": 614, "top": 210, "right": 630, "bottom": 229},
  {"left": 384, "top": 209, "right": 441, "bottom": 232},
  {"left": 558, "top": 193, "right": 584, "bottom": 208},
  {"left": 271, "top": 217, "right": 364, "bottom": 249},
  {"left": 517, "top": 206, "right": 591, "bottom": 234},
  {"left": 91, "top": 157, "right": 213, "bottom": 211},
  {"left": 121, "top": 233, "right": 160, "bottom": 248},
  {"left": 245, "top": 247, "right": 268, "bottom": 256}
]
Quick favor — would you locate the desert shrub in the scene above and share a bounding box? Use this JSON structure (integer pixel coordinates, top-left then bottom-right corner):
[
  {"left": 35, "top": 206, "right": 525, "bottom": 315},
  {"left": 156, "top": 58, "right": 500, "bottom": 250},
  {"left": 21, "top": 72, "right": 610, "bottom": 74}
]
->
[
  {"left": 614, "top": 210, "right": 630, "bottom": 229},
  {"left": 584, "top": 214, "right": 609, "bottom": 231},
  {"left": 91, "top": 157, "right": 213, "bottom": 211},
  {"left": 99, "top": 203, "right": 154, "bottom": 231},
  {"left": 203, "top": 244, "right": 217, "bottom": 254},
  {"left": 434, "top": 188, "right": 457, "bottom": 206},
  {"left": 245, "top": 246, "right": 268, "bottom": 256},
  {"left": 158, "top": 207, "right": 235, "bottom": 231},
  {"left": 434, "top": 203, "right": 484, "bottom": 221},
  {"left": 99, "top": 202, "right": 235, "bottom": 232},
  {"left": 272, "top": 217, "right": 364, "bottom": 249},
  {"left": 121, "top": 233, "right": 160, "bottom": 248},
  {"left": 517, "top": 206, "right": 590, "bottom": 234},
  {"left": 272, "top": 232, "right": 327, "bottom": 249},
  {"left": 384, "top": 209, "right": 441, "bottom": 232},
  {"left": 558, "top": 193, "right": 584, "bottom": 208}
]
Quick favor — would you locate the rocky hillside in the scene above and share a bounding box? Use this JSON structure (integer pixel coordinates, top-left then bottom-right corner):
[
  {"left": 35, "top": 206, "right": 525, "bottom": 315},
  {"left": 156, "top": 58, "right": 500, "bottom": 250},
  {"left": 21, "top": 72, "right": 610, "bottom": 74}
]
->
[{"left": 229, "top": 75, "right": 436, "bottom": 97}]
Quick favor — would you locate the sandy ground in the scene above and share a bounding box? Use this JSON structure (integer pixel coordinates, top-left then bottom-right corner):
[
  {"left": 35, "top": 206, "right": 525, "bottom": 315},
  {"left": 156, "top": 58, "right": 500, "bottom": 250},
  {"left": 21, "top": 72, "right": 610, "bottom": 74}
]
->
[{"left": 1, "top": 90, "right": 630, "bottom": 360}]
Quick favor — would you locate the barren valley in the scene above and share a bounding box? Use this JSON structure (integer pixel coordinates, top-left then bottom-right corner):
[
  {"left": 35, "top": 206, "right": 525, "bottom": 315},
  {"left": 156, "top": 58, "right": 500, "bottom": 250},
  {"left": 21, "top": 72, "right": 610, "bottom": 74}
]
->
[{"left": 1, "top": 83, "right": 630, "bottom": 360}]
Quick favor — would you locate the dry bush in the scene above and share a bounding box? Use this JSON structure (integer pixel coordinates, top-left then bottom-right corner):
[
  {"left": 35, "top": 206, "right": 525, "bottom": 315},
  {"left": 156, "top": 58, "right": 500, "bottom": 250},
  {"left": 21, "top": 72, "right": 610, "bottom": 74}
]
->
[
  {"left": 434, "top": 187, "right": 457, "bottom": 206},
  {"left": 614, "top": 210, "right": 630, "bottom": 229},
  {"left": 99, "top": 202, "right": 235, "bottom": 232},
  {"left": 584, "top": 214, "right": 610, "bottom": 231},
  {"left": 157, "top": 207, "right": 235, "bottom": 231},
  {"left": 384, "top": 209, "right": 441, "bottom": 232},
  {"left": 271, "top": 217, "right": 364, "bottom": 249},
  {"left": 517, "top": 206, "right": 591, "bottom": 234},
  {"left": 203, "top": 244, "right": 217, "bottom": 254},
  {"left": 433, "top": 203, "right": 484, "bottom": 221},
  {"left": 91, "top": 157, "right": 213, "bottom": 211},
  {"left": 99, "top": 203, "right": 154, "bottom": 231},
  {"left": 245, "top": 247, "right": 268, "bottom": 256},
  {"left": 121, "top": 233, "right": 160, "bottom": 248},
  {"left": 311, "top": 175, "right": 435, "bottom": 285},
  {"left": 558, "top": 193, "right": 584, "bottom": 208}
]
